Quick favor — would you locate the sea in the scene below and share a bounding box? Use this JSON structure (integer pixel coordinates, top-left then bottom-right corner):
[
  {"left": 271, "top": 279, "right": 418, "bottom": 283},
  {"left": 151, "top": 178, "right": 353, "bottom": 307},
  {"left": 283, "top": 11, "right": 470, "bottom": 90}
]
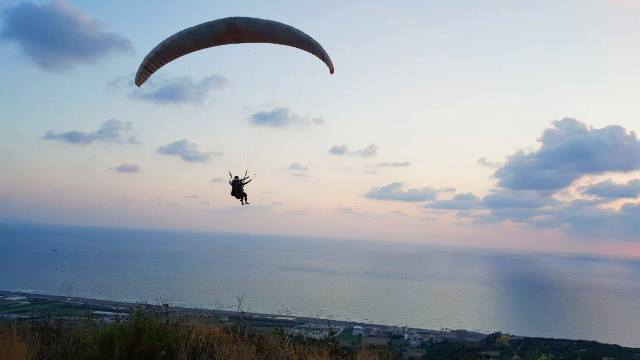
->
[{"left": 1, "top": 222, "right": 639, "bottom": 347}]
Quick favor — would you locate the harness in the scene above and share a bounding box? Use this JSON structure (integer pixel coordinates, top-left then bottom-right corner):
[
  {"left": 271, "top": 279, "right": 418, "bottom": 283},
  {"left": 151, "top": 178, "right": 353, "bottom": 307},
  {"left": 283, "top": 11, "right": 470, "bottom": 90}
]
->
[{"left": 231, "top": 179, "right": 244, "bottom": 198}]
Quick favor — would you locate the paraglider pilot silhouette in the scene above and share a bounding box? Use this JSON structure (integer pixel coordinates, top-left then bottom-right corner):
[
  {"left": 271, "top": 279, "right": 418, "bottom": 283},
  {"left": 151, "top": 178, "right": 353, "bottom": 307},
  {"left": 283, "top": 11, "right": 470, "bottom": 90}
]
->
[{"left": 229, "top": 172, "right": 252, "bottom": 205}]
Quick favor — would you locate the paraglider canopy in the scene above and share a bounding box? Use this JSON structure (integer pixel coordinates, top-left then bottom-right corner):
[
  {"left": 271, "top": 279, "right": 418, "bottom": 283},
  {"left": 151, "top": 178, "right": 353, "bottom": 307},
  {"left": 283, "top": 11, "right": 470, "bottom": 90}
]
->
[{"left": 135, "top": 16, "right": 334, "bottom": 87}]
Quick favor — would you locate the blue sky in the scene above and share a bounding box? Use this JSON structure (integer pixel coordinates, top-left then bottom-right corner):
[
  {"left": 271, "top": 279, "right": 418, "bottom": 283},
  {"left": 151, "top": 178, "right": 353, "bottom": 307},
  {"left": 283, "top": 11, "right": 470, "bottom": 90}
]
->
[{"left": 2, "top": 0, "right": 640, "bottom": 256}]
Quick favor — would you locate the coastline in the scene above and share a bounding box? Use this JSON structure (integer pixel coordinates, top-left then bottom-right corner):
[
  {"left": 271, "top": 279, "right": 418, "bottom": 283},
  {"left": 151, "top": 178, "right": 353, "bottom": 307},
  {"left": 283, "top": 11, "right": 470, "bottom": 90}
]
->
[
  {"left": 4, "top": 289, "right": 640, "bottom": 359},
  {"left": 2, "top": 289, "right": 639, "bottom": 351},
  {"left": 0, "top": 289, "right": 484, "bottom": 342}
]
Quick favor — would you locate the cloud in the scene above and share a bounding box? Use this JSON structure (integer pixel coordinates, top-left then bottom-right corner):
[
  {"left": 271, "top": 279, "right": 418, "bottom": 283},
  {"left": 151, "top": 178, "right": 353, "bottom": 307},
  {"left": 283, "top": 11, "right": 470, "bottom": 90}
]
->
[
  {"left": 329, "top": 145, "right": 348, "bottom": 155},
  {"left": 439, "top": 189, "right": 557, "bottom": 224},
  {"left": 251, "top": 108, "right": 292, "bottom": 127},
  {"left": 354, "top": 144, "right": 378, "bottom": 157},
  {"left": 465, "top": 188, "right": 640, "bottom": 238},
  {"left": 524, "top": 200, "right": 640, "bottom": 238},
  {"left": 366, "top": 182, "right": 453, "bottom": 202},
  {"left": 287, "top": 163, "right": 309, "bottom": 172},
  {"left": 477, "top": 157, "right": 501, "bottom": 169},
  {"left": 481, "top": 189, "right": 555, "bottom": 209},
  {"left": 329, "top": 143, "right": 378, "bottom": 157},
  {"left": 157, "top": 139, "right": 221, "bottom": 163},
  {"left": 210, "top": 177, "right": 225, "bottom": 183},
  {"left": 425, "top": 193, "right": 480, "bottom": 210},
  {"left": 250, "top": 107, "right": 323, "bottom": 128},
  {"left": 494, "top": 118, "right": 640, "bottom": 191},
  {"left": 374, "top": 162, "right": 410, "bottom": 168},
  {"left": 1, "top": 0, "right": 132, "bottom": 71},
  {"left": 44, "top": 119, "right": 139, "bottom": 145},
  {"left": 363, "top": 161, "right": 410, "bottom": 173},
  {"left": 130, "top": 75, "right": 226, "bottom": 105},
  {"left": 113, "top": 163, "right": 140, "bottom": 174},
  {"left": 456, "top": 121, "right": 640, "bottom": 236},
  {"left": 582, "top": 179, "right": 640, "bottom": 199},
  {"left": 416, "top": 118, "right": 640, "bottom": 239}
]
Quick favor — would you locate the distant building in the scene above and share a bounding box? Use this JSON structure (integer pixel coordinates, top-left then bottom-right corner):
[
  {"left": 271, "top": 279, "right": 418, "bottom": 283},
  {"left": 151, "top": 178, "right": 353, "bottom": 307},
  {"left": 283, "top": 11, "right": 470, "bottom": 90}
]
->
[
  {"left": 405, "top": 332, "right": 422, "bottom": 347},
  {"left": 353, "top": 326, "right": 363, "bottom": 336},
  {"left": 363, "top": 327, "right": 378, "bottom": 337}
]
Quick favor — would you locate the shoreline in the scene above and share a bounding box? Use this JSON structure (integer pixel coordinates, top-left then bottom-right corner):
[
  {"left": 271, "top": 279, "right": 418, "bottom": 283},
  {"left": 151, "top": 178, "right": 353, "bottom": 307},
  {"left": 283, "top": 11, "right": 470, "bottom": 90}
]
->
[
  {"left": 0, "top": 289, "right": 484, "bottom": 341},
  {"left": 2, "top": 289, "right": 638, "bottom": 351},
  {"left": 0, "top": 290, "right": 640, "bottom": 360}
]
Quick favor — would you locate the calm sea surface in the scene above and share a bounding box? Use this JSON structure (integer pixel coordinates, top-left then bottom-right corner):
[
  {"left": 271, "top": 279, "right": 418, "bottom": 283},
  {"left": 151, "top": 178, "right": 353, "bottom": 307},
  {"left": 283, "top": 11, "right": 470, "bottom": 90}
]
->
[{"left": 1, "top": 222, "right": 639, "bottom": 347}]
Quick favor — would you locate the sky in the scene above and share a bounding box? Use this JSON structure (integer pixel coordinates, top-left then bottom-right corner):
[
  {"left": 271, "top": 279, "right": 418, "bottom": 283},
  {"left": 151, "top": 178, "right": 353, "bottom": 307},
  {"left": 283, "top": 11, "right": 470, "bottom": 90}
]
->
[{"left": 2, "top": 0, "right": 640, "bottom": 257}]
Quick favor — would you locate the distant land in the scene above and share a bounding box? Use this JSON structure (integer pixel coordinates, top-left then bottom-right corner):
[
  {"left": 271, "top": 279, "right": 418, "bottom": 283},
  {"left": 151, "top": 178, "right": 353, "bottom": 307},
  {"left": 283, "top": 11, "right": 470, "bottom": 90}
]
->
[{"left": 2, "top": 290, "right": 639, "bottom": 359}]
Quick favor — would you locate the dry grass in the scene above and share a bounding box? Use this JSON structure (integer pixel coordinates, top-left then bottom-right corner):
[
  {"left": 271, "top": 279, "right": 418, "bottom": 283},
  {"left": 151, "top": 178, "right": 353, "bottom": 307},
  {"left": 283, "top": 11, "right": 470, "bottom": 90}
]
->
[
  {"left": 0, "top": 312, "right": 396, "bottom": 360},
  {"left": 0, "top": 328, "right": 36, "bottom": 360}
]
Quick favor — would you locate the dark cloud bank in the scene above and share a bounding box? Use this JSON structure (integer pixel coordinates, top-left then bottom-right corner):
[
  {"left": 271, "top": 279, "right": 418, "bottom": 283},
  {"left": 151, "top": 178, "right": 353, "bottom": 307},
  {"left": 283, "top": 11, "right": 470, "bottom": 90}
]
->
[
  {"left": 495, "top": 118, "right": 640, "bottom": 191},
  {"left": 369, "top": 118, "right": 640, "bottom": 239}
]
